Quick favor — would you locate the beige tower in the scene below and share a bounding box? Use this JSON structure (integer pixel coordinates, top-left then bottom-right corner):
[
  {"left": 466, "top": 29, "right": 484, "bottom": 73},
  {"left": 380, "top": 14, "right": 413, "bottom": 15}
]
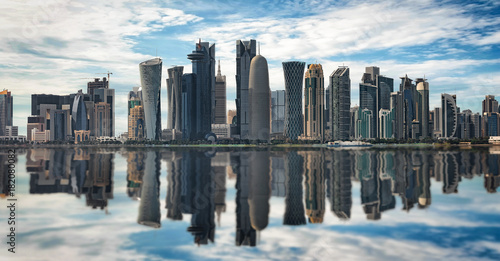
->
[{"left": 303, "top": 63, "right": 325, "bottom": 141}]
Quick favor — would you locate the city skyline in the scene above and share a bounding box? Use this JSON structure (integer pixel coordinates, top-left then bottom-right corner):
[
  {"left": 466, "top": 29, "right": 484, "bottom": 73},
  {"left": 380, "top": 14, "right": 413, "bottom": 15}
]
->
[{"left": 2, "top": 0, "right": 500, "bottom": 136}]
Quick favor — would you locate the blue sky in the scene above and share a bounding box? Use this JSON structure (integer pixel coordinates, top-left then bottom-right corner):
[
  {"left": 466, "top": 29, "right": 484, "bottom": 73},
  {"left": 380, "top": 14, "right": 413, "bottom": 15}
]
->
[{"left": 2, "top": 0, "right": 500, "bottom": 136}]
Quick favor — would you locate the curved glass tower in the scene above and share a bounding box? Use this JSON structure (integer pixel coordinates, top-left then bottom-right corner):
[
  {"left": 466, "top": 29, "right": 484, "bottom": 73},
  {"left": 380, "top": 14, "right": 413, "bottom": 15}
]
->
[
  {"left": 441, "top": 93, "right": 458, "bottom": 138},
  {"left": 139, "top": 58, "right": 162, "bottom": 140},
  {"left": 282, "top": 61, "right": 305, "bottom": 140},
  {"left": 72, "top": 89, "right": 87, "bottom": 131}
]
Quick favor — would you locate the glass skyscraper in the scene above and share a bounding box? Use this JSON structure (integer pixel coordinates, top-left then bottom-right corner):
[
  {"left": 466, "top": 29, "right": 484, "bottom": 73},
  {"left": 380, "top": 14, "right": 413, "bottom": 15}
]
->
[
  {"left": 330, "top": 66, "right": 350, "bottom": 141},
  {"left": 282, "top": 61, "right": 305, "bottom": 140},
  {"left": 139, "top": 58, "right": 162, "bottom": 140}
]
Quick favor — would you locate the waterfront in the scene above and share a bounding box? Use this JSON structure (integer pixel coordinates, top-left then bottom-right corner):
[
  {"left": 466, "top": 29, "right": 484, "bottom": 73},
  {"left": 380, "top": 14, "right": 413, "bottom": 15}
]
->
[{"left": 1, "top": 147, "right": 500, "bottom": 261}]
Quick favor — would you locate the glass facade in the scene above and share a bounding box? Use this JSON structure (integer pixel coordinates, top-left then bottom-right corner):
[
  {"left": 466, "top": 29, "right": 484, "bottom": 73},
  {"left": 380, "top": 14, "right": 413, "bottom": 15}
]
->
[{"left": 282, "top": 61, "right": 305, "bottom": 140}]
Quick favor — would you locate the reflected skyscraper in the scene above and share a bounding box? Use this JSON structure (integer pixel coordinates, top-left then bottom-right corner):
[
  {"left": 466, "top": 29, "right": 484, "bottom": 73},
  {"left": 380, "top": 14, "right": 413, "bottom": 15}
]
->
[
  {"left": 302, "top": 151, "right": 325, "bottom": 223},
  {"left": 184, "top": 150, "right": 215, "bottom": 245},
  {"left": 165, "top": 151, "right": 183, "bottom": 220},
  {"left": 283, "top": 151, "right": 306, "bottom": 225},
  {"left": 248, "top": 151, "right": 271, "bottom": 231},
  {"left": 137, "top": 151, "right": 161, "bottom": 228},
  {"left": 235, "top": 152, "right": 257, "bottom": 246},
  {"left": 127, "top": 151, "right": 145, "bottom": 200},
  {"left": 329, "top": 150, "right": 352, "bottom": 219}
]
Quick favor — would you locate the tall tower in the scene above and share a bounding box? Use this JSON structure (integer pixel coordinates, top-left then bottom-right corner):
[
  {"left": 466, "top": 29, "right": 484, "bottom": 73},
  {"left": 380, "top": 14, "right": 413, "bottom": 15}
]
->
[
  {"left": 0, "top": 90, "right": 13, "bottom": 136},
  {"left": 282, "top": 61, "right": 305, "bottom": 140},
  {"left": 128, "top": 87, "right": 144, "bottom": 140},
  {"left": 214, "top": 60, "right": 227, "bottom": 124},
  {"left": 72, "top": 89, "right": 88, "bottom": 132},
  {"left": 166, "top": 66, "right": 184, "bottom": 131},
  {"left": 187, "top": 40, "right": 215, "bottom": 140},
  {"left": 330, "top": 66, "right": 350, "bottom": 140},
  {"left": 304, "top": 63, "right": 324, "bottom": 141},
  {"left": 416, "top": 78, "right": 430, "bottom": 138},
  {"left": 400, "top": 75, "right": 416, "bottom": 139},
  {"left": 248, "top": 55, "right": 270, "bottom": 140},
  {"left": 235, "top": 39, "right": 257, "bottom": 139},
  {"left": 441, "top": 93, "right": 458, "bottom": 138},
  {"left": 139, "top": 58, "right": 162, "bottom": 140}
]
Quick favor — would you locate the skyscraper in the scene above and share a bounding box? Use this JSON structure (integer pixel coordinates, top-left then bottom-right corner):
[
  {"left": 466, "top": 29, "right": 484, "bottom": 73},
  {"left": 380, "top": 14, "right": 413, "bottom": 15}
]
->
[
  {"left": 166, "top": 66, "right": 184, "bottom": 131},
  {"left": 214, "top": 61, "right": 227, "bottom": 124},
  {"left": 271, "top": 90, "right": 285, "bottom": 134},
  {"left": 390, "top": 91, "right": 404, "bottom": 139},
  {"left": 187, "top": 40, "right": 215, "bottom": 140},
  {"left": 72, "top": 89, "right": 88, "bottom": 132},
  {"left": 128, "top": 87, "right": 143, "bottom": 140},
  {"left": 482, "top": 95, "right": 499, "bottom": 137},
  {"left": 87, "top": 78, "right": 115, "bottom": 137},
  {"left": 400, "top": 75, "right": 416, "bottom": 139},
  {"left": 94, "top": 102, "right": 112, "bottom": 137},
  {"left": 248, "top": 55, "right": 270, "bottom": 140},
  {"left": 330, "top": 66, "right": 350, "bottom": 141},
  {"left": 303, "top": 63, "right": 324, "bottom": 141},
  {"left": 0, "top": 89, "right": 13, "bottom": 136},
  {"left": 139, "top": 58, "right": 162, "bottom": 140},
  {"left": 282, "top": 61, "right": 305, "bottom": 140},
  {"left": 416, "top": 78, "right": 430, "bottom": 139},
  {"left": 236, "top": 39, "right": 257, "bottom": 139},
  {"left": 441, "top": 93, "right": 458, "bottom": 138}
]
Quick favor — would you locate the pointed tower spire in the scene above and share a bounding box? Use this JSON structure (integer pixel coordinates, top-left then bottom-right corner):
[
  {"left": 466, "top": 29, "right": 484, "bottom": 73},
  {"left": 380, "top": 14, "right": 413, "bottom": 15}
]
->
[{"left": 217, "top": 60, "right": 221, "bottom": 76}]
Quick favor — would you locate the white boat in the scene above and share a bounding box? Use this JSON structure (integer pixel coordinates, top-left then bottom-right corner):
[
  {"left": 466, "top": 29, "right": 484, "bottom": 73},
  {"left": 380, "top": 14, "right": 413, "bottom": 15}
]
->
[{"left": 326, "top": 141, "right": 373, "bottom": 148}]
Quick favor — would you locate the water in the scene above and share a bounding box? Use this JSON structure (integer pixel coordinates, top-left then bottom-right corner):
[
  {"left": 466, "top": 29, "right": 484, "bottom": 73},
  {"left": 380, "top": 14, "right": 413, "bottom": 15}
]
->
[{"left": 1, "top": 147, "right": 500, "bottom": 261}]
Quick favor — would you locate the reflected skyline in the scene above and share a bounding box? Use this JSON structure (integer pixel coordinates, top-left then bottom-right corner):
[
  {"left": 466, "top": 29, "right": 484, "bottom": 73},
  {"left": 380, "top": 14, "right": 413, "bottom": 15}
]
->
[{"left": 20, "top": 147, "right": 500, "bottom": 248}]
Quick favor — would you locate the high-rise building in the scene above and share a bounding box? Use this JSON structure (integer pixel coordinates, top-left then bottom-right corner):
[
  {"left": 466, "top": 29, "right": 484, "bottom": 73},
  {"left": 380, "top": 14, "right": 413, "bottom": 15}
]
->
[
  {"left": 359, "top": 67, "right": 394, "bottom": 139},
  {"left": 181, "top": 73, "right": 196, "bottom": 140},
  {"left": 235, "top": 39, "right": 257, "bottom": 138},
  {"left": 416, "top": 78, "right": 430, "bottom": 139},
  {"left": 329, "top": 66, "right": 350, "bottom": 141},
  {"left": 49, "top": 109, "right": 71, "bottom": 141},
  {"left": 303, "top": 63, "right": 324, "bottom": 141},
  {"left": 282, "top": 61, "right": 305, "bottom": 140},
  {"left": 400, "top": 75, "right": 416, "bottom": 139},
  {"left": 433, "top": 107, "right": 442, "bottom": 138},
  {"left": 379, "top": 109, "right": 394, "bottom": 139},
  {"left": 166, "top": 66, "right": 184, "bottom": 131},
  {"left": 72, "top": 89, "right": 88, "bottom": 132},
  {"left": 94, "top": 102, "right": 112, "bottom": 137},
  {"left": 482, "top": 95, "right": 499, "bottom": 137},
  {"left": 129, "top": 105, "right": 145, "bottom": 140},
  {"left": 214, "top": 61, "right": 226, "bottom": 124},
  {"left": 350, "top": 106, "right": 359, "bottom": 139},
  {"left": 271, "top": 90, "right": 285, "bottom": 134},
  {"left": 390, "top": 91, "right": 404, "bottom": 139},
  {"left": 0, "top": 90, "right": 13, "bottom": 136},
  {"left": 441, "top": 93, "right": 458, "bottom": 138},
  {"left": 27, "top": 116, "right": 44, "bottom": 141},
  {"left": 227, "top": 110, "right": 236, "bottom": 125},
  {"left": 248, "top": 55, "right": 270, "bottom": 140},
  {"left": 356, "top": 108, "right": 373, "bottom": 139},
  {"left": 87, "top": 78, "right": 115, "bottom": 137},
  {"left": 139, "top": 58, "right": 162, "bottom": 140},
  {"left": 187, "top": 40, "right": 215, "bottom": 140}
]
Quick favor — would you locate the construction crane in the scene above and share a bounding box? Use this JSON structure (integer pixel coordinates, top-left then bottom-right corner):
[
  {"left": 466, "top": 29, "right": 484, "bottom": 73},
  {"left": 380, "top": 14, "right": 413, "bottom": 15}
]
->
[{"left": 95, "top": 71, "right": 113, "bottom": 88}]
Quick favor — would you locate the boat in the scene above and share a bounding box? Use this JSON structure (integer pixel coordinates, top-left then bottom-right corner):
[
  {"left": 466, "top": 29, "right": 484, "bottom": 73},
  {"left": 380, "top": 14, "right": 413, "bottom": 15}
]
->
[{"left": 326, "top": 141, "right": 373, "bottom": 148}]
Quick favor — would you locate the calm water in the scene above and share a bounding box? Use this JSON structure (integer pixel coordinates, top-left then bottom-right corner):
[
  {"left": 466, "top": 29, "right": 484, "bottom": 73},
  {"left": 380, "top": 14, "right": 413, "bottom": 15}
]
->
[{"left": 1, "top": 147, "right": 500, "bottom": 261}]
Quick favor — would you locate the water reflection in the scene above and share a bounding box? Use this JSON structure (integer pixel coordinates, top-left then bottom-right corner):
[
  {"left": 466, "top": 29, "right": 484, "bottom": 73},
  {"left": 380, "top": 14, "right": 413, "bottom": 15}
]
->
[{"left": 21, "top": 147, "right": 500, "bottom": 248}]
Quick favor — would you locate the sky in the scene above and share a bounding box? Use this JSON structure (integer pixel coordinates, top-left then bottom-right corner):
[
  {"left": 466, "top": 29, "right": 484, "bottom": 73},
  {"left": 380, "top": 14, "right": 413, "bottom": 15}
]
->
[{"left": 2, "top": 0, "right": 500, "bottom": 136}]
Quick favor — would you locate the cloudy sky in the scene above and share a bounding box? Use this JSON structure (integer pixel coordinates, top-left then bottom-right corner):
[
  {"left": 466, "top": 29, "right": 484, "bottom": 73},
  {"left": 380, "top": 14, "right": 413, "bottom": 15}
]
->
[{"left": 2, "top": 0, "right": 500, "bottom": 136}]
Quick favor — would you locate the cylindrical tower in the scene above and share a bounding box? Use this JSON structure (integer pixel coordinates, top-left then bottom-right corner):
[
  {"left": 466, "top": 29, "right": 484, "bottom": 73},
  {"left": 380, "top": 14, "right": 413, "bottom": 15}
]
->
[
  {"left": 249, "top": 55, "right": 270, "bottom": 140},
  {"left": 137, "top": 151, "right": 161, "bottom": 228},
  {"left": 282, "top": 61, "right": 305, "bottom": 140},
  {"left": 139, "top": 58, "right": 162, "bottom": 140}
]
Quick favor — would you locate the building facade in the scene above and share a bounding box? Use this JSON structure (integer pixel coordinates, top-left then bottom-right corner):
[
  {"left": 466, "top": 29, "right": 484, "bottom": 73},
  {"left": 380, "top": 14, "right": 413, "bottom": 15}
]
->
[
  {"left": 0, "top": 90, "right": 13, "bottom": 136},
  {"left": 282, "top": 61, "right": 305, "bottom": 140},
  {"left": 139, "top": 58, "right": 162, "bottom": 140},
  {"left": 214, "top": 61, "right": 227, "bottom": 124},
  {"left": 235, "top": 39, "right": 257, "bottom": 138},
  {"left": 303, "top": 64, "right": 324, "bottom": 141},
  {"left": 330, "top": 66, "right": 350, "bottom": 140},
  {"left": 441, "top": 93, "right": 458, "bottom": 138},
  {"left": 271, "top": 90, "right": 285, "bottom": 134},
  {"left": 248, "top": 55, "right": 270, "bottom": 141},
  {"left": 166, "top": 66, "right": 184, "bottom": 131}
]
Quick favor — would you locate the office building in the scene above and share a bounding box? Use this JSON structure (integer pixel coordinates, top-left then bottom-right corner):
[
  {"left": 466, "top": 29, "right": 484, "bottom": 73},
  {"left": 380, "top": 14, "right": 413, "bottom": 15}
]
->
[
  {"left": 390, "top": 91, "right": 404, "bottom": 139},
  {"left": 248, "top": 55, "right": 270, "bottom": 140},
  {"left": 329, "top": 66, "right": 350, "bottom": 140},
  {"left": 49, "top": 109, "right": 71, "bottom": 141},
  {"left": 187, "top": 40, "right": 215, "bottom": 140},
  {"left": 94, "top": 102, "right": 112, "bottom": 137},
  {"left": 359, "top": 67, "right": 394, "bottom": 139},
  {"left": 283, "top": 61, "right": 305, "bottom": 140},
  {"left": 235, "top": 39, "right": 257, "bottom": 138},
  {"left": 482, "top": 95, "right": 499, "bottom": 137},
  {"left": 416, "top": 78, "right": 430, "bottom": 138},
  {"left": 0, "top": 90, "right": 13, "bottom": 136},
  {"left": 379, "top": 109, "right": 394, "bottom": 139},
  {"left": 441, "top": 93, "right": 458, "bottom": 138},
  {"left": 27, "top": 116, "right": 44, "bottom": 141},
  {"left": 350, "top": 106, "right": 359, "bottom": 139},
  {"left": 139, "top": 58, "right": 162, "bottom": 140},
  {"left": 72, "top": 89, "right": 88, "bottom": 132},
  {"left": 181, "top": 73, "right": 196, "bottom": 140},
  {"left": 303, "top": 63, "right": 325, "bottom": 141},
  {"left": 87, "top": 78, "right": 115, "bottom": 137},
  {"left": 129, "top": 105, "right": 145, "bottom": 140},
  {"left": 166, "top": 66, "right": 184, "bottom": 131},
  {"left": 271, "top": 90, "right": 285, "bottom": 134},
  {"left": 215, "top": 61, "right": 227, "bottom": 124},
  {"left": 356, "top": 108, "right": 373, "bottom": 139}
]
